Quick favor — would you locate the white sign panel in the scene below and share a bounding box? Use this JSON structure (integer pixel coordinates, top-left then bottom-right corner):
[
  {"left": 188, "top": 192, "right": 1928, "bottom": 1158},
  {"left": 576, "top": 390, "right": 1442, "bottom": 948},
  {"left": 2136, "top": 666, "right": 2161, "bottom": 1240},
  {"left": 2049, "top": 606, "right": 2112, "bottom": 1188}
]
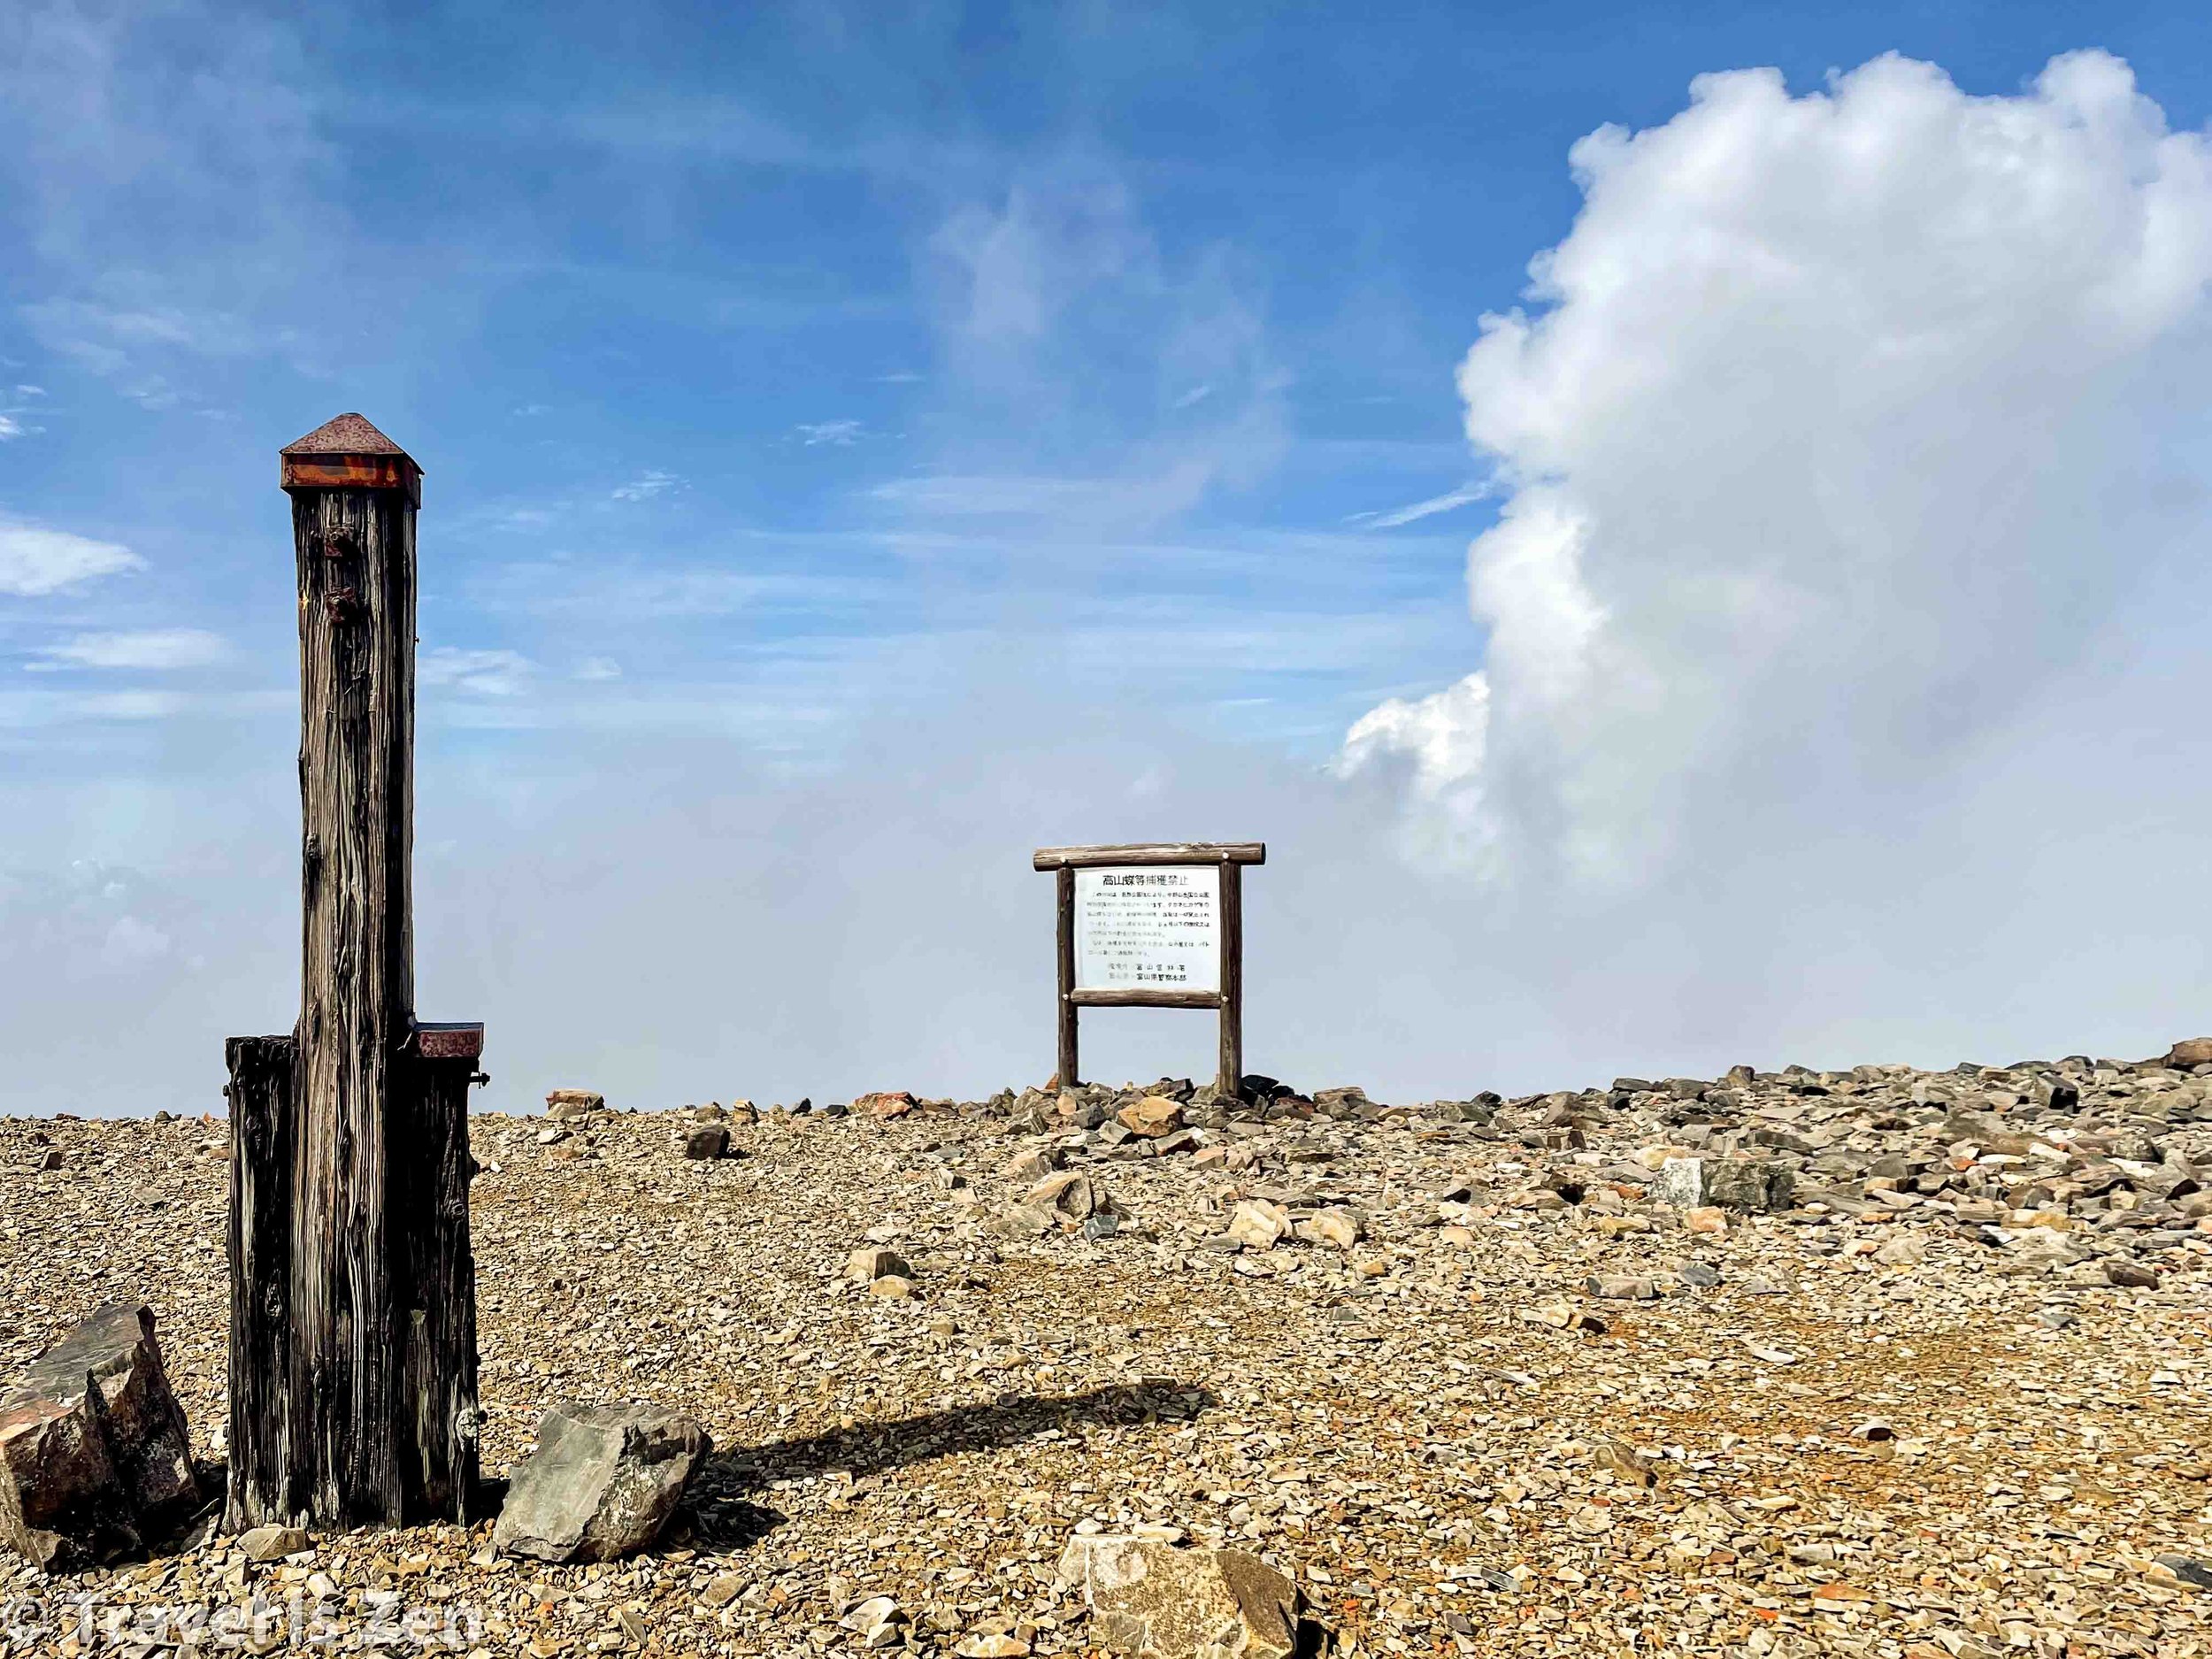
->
[{"left": 1074, "top": 865, "right": 1220, "bottom": 994}]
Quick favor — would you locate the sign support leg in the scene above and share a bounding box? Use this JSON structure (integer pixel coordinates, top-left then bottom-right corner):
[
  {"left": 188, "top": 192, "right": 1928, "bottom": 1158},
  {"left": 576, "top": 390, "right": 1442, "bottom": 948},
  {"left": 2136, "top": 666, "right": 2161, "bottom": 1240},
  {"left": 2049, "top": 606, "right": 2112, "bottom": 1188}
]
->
[
  {"left": 1217, "top": 859, "right": 1243, "bottom": 1099},
  {"left": 1055, "top": 864, "right": 1079, "bottom": 1088}
]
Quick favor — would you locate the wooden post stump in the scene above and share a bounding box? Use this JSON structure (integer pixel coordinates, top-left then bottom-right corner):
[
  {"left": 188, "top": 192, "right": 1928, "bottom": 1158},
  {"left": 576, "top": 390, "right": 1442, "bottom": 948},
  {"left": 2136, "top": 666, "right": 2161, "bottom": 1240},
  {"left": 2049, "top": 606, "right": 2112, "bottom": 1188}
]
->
[{"left": 225, "top": 415, "right": 482, "bottom": 1531}]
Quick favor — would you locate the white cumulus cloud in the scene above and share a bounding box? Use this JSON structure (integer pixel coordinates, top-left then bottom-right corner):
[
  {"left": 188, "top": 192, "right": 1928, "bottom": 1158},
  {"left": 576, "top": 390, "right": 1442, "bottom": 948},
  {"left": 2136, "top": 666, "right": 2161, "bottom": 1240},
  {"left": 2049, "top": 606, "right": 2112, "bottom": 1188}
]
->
[
  {"left": 1342, "top": 50, "right": 2212, "bottom": 888},
  {"left": 0, "top": 519, "right": 144, "bottom": 595}
]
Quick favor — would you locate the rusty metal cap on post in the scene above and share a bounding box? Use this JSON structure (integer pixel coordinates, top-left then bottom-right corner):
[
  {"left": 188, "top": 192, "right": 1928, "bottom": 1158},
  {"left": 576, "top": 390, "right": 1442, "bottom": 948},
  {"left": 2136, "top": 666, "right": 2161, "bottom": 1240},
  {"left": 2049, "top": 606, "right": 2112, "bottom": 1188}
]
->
[{"left": 280, "top": 413, "right": 422, "bottom": 507}]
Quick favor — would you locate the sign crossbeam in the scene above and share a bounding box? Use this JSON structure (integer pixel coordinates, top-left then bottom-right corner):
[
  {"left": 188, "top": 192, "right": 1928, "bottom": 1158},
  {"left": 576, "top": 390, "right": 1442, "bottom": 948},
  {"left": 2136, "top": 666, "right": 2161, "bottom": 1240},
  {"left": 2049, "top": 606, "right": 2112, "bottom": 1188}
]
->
[{"left": 1034, "top": 841, "right": 1263, "bottom": 1095}]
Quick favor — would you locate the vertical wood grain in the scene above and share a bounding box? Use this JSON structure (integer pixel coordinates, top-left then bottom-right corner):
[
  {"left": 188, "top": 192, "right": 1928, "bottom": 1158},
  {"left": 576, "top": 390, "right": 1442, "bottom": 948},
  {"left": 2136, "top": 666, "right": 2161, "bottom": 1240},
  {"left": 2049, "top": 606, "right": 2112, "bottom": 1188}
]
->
[
  {"left": 1217, "top": 861, "right": 1243, "bottom": 1098},
  {"left": 392, "top": 1054, "right": 480, "bottom": 1521},
  {"left": 230, "top": 425, "right": 479, "bottom": 1532},
  {"left": 292, "top": 485, "right": 414, "bottom": 1525},
  {"left": 225, "top": 1033, "right": 299, "bottom": 1530},
  {"left": 1056, "top": 864, "right": 1079, "bottom": 1088}
]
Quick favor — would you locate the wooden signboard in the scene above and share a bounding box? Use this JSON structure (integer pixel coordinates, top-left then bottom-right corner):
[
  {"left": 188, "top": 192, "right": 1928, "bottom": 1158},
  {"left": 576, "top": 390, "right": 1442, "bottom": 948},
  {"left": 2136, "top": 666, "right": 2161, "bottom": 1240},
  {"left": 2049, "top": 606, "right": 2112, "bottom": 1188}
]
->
[{"left": 1032, "top": 842, "right": 1265, "bottom": 1095}]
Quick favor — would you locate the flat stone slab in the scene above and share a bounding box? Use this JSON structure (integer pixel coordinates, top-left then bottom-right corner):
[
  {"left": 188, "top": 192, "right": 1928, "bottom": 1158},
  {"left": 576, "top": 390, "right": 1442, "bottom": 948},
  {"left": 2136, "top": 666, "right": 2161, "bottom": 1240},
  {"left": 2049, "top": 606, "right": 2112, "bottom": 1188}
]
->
[
  {"left": 1057, "top": 1533, "right": 1302, "bottom": 1659},
  {"left": 493, "top": 1401, "right": 710, "bottom": 1563}
]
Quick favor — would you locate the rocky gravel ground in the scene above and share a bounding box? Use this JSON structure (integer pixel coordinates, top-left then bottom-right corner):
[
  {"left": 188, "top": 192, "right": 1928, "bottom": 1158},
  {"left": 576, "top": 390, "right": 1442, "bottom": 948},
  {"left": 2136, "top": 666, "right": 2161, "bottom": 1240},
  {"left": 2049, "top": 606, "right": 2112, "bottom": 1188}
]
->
[{"left": 4, "top": 1048, "right": 2211, "bottom": 1657}]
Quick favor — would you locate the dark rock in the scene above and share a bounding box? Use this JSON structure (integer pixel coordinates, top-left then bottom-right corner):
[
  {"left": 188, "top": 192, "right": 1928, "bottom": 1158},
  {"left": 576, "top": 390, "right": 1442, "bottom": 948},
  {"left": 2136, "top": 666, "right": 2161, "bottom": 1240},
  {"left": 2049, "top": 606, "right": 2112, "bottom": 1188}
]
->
[
  {"left": 2156, "top": 1553, "right": 2212, "bottom": 1590},
  {"left": 0, "top": 1304, "right": 196, "bottom": 1573},
  {"left": 682, "top": 1127, "right": 731, "bottom": 1160},
  {"left": 494, "top": 1402, "right": 711, "bottom": 1563},
  {"left": 1707, "top": 1158, "right": 1796, "bottom": 1213}
]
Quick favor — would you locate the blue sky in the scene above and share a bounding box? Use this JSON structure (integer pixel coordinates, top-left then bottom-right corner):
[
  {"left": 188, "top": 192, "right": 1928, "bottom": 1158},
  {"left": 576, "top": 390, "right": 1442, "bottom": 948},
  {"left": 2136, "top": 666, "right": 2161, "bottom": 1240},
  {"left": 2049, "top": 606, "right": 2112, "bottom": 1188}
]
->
[{"left": 5, "top": 3, "right": 2212, "bottom": 1112}]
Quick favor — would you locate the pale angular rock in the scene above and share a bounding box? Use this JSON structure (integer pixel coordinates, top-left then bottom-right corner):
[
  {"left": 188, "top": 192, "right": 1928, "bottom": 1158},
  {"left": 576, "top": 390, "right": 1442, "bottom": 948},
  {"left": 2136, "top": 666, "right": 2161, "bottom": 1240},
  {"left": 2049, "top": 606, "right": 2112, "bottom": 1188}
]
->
[
  {"left": 1588, "top": 1272, "right": 1658, "bottom": 1300},
  {"left": 1028, "top": 1171, "right": 1098, "bottom": 1221},
  {"left": 1520, "top": 1299, "right": 1607, "bottom": 1334},
  {"left": 238, "top": 1523, "right": 308, "bottom": 1562},
  {"left": 1005, "top": 1147, "right": 1064, "bottom": 1184},
  {"left": 1057, "top": 1533, "right": 1299, "bottom": 1659},
  {"left": 1654, "top": 1156, "right": 1706, "bottom": 1209},
  {"left": 1291, "top": 1206, "right": 1364, "bottom": 1248},
  {"left": 493, "top": 1401, "right": 710, "bottom": 1563},
  {"left": 1117, "top": 1097, "right": 1186, "bottom": 1139},
  {"left": 988, "top": 1203, "right": 1057, "bottom": 1238},
  {"left": 1225, "top": 1199, "right": 1290, "bottom": 1249},
  {"left": 847, "top": 1247, "right": 912, "bottom": 1283},
  {"left": 546, "top": 1088, "right": 603, "bottom": 1119}
]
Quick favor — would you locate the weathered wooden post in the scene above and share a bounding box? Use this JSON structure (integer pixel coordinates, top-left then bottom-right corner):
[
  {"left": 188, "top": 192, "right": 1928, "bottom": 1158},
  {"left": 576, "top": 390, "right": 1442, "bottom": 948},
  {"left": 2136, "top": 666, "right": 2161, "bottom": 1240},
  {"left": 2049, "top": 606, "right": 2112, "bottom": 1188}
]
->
[{"left": 225, "top": 414, "right": 483, "bottom": 1531}]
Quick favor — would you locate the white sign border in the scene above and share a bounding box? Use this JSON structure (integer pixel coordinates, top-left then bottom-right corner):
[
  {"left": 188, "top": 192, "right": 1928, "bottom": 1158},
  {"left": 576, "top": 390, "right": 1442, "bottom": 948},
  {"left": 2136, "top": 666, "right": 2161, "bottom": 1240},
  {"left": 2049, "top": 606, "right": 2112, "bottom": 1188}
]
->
[{"left": 1071, "top": 864, "right": 1221, "bottom": 995}]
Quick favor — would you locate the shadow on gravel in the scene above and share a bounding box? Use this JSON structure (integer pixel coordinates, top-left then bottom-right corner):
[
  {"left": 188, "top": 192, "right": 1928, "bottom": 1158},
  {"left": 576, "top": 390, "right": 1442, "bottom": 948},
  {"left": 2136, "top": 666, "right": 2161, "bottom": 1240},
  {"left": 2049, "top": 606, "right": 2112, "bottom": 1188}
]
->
[{"left": 681, "top": 1380, "right": 1212, "bottom": 1549}]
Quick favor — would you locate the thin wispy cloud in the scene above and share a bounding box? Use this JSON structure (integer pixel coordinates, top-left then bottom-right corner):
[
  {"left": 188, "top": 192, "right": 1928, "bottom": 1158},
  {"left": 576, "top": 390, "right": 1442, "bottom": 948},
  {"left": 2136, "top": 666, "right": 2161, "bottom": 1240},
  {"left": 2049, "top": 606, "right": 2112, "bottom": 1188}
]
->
[
  {"left": 797, "top": 419, "right": 864, "bottom": 446},
  {"left": 0, "top": 520, "right": 143, "bottom": 595},
  {"left": 1344, "top": 479, "right": 1494, "bottom": 529},
  {"left": 611, "top": 470, "right": 683, "bottom": 502},
  {"left": 33, "top": 629, "right": 229, "bottom": 671},
  {"left": 867, "top": 462, "right": 1220, "bottom": 529},
  {"left": 0, "top": 688, "right": 188, "bottom": 726},
  {"left": 419, "top": 647, "right": 534, "bottom": 697}
]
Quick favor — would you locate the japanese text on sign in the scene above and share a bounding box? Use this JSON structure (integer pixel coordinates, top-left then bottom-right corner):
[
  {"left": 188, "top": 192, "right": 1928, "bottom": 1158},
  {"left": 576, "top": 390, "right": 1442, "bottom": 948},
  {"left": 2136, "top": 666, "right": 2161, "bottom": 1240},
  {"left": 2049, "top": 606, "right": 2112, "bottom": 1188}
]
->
[{"left": 1073, "top": 865, "right": 1220, "bottom": 994}]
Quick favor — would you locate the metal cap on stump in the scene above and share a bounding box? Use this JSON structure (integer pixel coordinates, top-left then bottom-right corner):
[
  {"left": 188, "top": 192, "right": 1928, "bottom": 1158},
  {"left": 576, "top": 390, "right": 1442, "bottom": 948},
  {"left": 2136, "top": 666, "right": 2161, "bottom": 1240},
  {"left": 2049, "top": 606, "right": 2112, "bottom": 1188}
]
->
[{"left": 226, "top": 414, "right": 482, "bottom": 1531}]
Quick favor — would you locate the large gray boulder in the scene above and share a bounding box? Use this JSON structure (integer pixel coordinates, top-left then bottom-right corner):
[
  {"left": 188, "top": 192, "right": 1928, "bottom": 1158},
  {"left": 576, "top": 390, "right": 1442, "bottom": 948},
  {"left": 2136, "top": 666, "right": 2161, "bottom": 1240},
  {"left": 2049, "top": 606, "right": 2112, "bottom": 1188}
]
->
[
  {"left": 493, "top": 1402, "right": 710, "bottom": 1563},
  {"left": 0, "top": 1304, "right": 196, "bottom": 1572}
]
